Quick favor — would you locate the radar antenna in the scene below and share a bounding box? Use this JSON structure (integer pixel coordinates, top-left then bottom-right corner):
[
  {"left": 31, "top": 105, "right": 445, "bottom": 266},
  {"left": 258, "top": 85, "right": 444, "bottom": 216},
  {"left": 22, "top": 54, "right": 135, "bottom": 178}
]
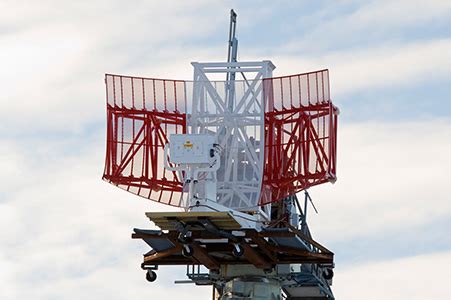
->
[{"left": 102, "top": 9, "right": 339, "bottom": 300}]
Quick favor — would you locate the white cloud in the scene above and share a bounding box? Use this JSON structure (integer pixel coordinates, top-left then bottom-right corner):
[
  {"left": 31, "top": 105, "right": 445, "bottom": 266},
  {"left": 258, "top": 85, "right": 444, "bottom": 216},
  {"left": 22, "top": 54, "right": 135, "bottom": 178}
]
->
[
  {"left": 1, "top": 0, "right": 450, "bottom": 132},
  {"left": 334, "top": 251, "right": 451, "bottom": 300},
  {"left": 342, "top": 0, "right": 451, "bottom": 28},
  {"left": 307, "top": 120, "right": 451, "bottom": 242},
  {"left": 0, "top": 0, "right": 230, "bottom": 132},
  {"left": 268, "top": 38, "right": 451, "bottom": 96},
  {"left": 1, "top": 119, "right": 450, "bottom": 299},
  {"left": 283, "top": 0, "right": 451, "bottom": 53},
  {"left": 0, "top": 133, "right": 211, "bottom": 300}
]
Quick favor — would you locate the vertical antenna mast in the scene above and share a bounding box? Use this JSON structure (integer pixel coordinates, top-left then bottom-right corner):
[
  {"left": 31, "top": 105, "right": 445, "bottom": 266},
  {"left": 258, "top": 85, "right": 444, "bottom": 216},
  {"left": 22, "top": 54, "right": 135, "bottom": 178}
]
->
[
  {"left": 226, "top": 9, "right": 238, "bottom": 111},
  {"left": 227, "top": 9, "right": 238, "bottom": 63}
]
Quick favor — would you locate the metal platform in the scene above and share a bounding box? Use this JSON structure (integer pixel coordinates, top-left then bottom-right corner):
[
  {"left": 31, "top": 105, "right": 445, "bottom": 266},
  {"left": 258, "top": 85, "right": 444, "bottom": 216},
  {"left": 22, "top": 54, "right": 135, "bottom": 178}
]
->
[
  {"left": 134, "top": 211, "right": 333, "bottom": 271},
  {"left": 145, "top": 211, "right": 242, "bottom": 231}
]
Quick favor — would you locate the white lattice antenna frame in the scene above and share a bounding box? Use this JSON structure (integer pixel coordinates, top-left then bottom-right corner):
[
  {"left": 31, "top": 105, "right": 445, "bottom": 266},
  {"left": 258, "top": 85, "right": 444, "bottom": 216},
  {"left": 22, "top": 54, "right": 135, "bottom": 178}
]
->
[{"left": 188, "top": 61, "right": 275, "bottom": 215}]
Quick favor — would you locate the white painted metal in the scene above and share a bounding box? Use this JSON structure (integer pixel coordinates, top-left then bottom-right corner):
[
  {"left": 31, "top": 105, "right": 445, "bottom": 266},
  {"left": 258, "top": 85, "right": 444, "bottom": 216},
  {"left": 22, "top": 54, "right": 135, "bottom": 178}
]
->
[
  {"left": 163, "top": 140, "right": 220, "bottom": 209},
  {"left": 169, "top": 134, "right": 215, "bottom": 164},
  {"left": 162, "top": 61, "right": 275, "bottom": 223},
  {"left": 189, "top": 61, "right": 275, "bottom": 217}
]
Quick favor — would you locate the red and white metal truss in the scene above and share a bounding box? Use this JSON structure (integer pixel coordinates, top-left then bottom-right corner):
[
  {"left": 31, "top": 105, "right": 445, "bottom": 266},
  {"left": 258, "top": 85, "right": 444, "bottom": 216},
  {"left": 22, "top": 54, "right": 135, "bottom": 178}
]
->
[
  {"left": 103, "top": 66, "right": 338, "bottom": 209},
  {"left": 261, "top": 70, "right": 338, "bottom": 205},
  {"left": 103, "top": 76, "right": 187, "bottom": 206}
]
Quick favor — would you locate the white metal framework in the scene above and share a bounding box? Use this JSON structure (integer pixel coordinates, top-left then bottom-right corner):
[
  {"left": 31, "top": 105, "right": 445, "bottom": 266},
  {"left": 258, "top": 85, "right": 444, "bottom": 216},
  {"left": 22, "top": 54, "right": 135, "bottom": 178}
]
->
[
  {"left": 188, "top": 61, "right": 275, "bottom": 214},
  {"left": 104, "top": 9, "right": 337, "bottom": 300}
]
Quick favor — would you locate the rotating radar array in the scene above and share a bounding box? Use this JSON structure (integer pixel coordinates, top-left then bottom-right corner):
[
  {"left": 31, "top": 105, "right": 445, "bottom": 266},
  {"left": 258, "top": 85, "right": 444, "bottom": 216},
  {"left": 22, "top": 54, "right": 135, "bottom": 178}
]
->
[{"left": 102, "top": 9, "right": 339, "bottom": 300}]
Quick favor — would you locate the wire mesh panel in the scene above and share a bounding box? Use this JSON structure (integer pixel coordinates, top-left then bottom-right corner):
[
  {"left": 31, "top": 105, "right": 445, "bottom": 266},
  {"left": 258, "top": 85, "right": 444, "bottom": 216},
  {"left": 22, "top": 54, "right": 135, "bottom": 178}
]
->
[
  {"left": 260, "top": 70, "right": 338, "bottom": 205},
  {"left": 103, "top": 68, "right": 338, "bottom": 209},
  {"left": 188, "top": 61, "right": 274, "bottom": 211},
  {"left": 103, "top": 74, "right": 187, "bottom": 206},
  {"left": 189, "top": 78, "right": 265, "bottom": 210}
]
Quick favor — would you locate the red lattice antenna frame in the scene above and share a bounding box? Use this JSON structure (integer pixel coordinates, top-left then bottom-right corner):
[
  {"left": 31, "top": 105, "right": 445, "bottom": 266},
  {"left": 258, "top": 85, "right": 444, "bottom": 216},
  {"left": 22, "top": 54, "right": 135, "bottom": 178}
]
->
[
  {"left": 260, "top": 70, "right": 338, "bottom": 205},
  {"left": 103, "top": 74, "right": 187, "bottom": 206},
  {"left": 102, "top": 70, "right": 338, "bottom": 207}
]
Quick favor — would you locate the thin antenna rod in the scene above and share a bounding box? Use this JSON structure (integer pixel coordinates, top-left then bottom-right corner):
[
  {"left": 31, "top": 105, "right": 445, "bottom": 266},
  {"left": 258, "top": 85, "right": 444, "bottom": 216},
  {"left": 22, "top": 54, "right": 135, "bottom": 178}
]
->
[
  {"left": 227, "top": 9, "right": 238, "bottom": 63},
  {"left": 305, "top": 190, "right": 319, "bottom": 214},
  {"left": 226, "top": 9, "right": 238, "bottom": 111}
]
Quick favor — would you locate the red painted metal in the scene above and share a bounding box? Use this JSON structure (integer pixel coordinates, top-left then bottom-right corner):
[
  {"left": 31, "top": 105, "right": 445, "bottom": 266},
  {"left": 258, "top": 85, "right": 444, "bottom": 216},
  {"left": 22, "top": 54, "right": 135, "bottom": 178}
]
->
[
  {"left": 103, "top": 74, "right": 187, "bottom": 206},
  {"left": 260, "top": 70, "right": 338, "bottom": 205},
  {"left": 103, "top": 69, "right": 338, "bottom": 207}
]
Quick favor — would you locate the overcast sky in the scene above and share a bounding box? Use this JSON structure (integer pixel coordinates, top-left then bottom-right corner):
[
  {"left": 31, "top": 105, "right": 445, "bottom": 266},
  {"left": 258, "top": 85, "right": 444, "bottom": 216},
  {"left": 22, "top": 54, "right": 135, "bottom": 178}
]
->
[{"left": 1, "top": 0, "right": 451, "bottom": 299}]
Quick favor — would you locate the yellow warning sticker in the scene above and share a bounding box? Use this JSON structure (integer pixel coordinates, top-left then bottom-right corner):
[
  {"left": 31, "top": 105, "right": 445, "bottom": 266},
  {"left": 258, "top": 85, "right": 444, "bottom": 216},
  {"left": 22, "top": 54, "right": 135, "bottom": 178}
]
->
[{"left": 183, "top": 140, "right": 193, "bottom": 149}]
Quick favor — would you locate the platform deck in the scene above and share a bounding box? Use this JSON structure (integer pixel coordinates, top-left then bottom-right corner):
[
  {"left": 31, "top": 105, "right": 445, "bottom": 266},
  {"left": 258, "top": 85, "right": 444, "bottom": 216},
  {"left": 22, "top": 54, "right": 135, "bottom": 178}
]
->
[{"left": 145, "top": 211, "right": 242, "bottom": 231}]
